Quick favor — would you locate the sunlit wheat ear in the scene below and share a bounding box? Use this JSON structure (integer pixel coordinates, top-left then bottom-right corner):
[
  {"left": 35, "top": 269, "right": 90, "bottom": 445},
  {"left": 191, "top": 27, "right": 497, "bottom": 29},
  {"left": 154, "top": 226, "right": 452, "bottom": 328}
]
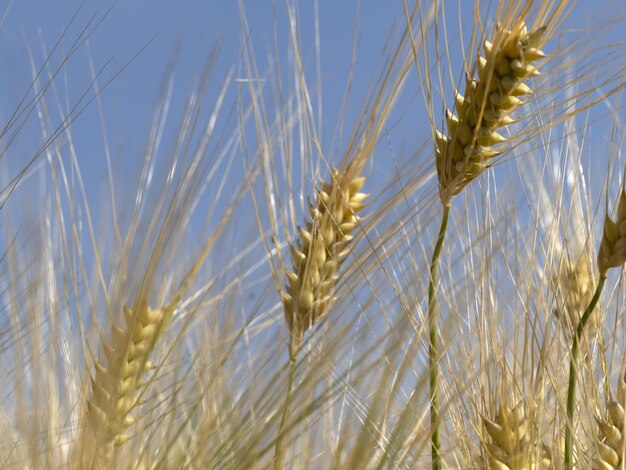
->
[
  {"left": 482, "top": 401, "right": 549, "bottom": 470},
  {"left": 597, "top": 188, "right": 626, "bottom": 275},
  {"left": 280, "top": 169, "right": 367, "bottom": 359},
  {"left": 436, "top": 20, "right": 545, "bottom": 205},
  {"left": 554, "top": 254, "right": 598, "bottom": 335},
  {"left": 596, "top": 373, "right": 626, "bottom": 469},
  {"left": 87, "top": 303, "right": 165, "bottom": 451}
]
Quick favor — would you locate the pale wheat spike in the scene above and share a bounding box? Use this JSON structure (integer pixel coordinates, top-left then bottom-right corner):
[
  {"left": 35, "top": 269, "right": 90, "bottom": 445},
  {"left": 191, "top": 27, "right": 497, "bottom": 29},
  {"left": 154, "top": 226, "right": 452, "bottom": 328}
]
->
[
  {"left": 86, "top": 303, "right": 165, "bottom": 455},
  {"left": 596, "top": 372, "right": 626, "bottom": 469},
  {"left": 597, "top": 188, "right": 626, "bottom": 274},
  {"left": 553, "top": 253, "right": 598, "bottom": 335},
  {"left": 482, "top": 401, "right": 550, "bottom": 470},
  {"left": 436, "top": 20, "right": 547, "bottom": 205},
  {"left": 281, "top": 169, "right": 366, "bottom": 359}
]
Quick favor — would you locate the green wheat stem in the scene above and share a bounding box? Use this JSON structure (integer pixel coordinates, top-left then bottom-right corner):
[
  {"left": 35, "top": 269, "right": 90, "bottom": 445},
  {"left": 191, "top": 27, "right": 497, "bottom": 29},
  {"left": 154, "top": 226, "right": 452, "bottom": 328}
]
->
[
  {"left": 274, "top": 356, "right": 297, "bottom": 470},
  {"left": 428, "top": 203, "right": 450, "bottom": 470},
  {"left": 564, "top": 273, "right": 606, "bottom": 470}
]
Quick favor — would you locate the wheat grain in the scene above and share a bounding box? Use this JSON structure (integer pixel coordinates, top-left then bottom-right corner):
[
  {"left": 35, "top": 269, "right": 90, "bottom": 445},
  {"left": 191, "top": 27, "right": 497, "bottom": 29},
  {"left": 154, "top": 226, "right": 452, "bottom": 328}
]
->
[
  {"left": 436, "top": 20, "right": 546, "bottom": 205},
  {"left": 280, "top": 169, "right": 367, "bottom": 359}
]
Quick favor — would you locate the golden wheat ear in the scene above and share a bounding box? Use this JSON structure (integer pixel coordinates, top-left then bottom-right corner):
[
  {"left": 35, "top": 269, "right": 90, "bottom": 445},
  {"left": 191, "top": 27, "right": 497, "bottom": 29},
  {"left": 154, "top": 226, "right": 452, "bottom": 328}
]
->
[
  {"left": 597, "top": 188, "right": 626, "bottom": 275},
  {"left": 85, "top": 302, "right": 166, "bottom": 459},
  {"left": 553, "top": 253, "right": 599, "bottom": 336},
  {"left": 436, "top": 21, "right": 546, "bottom": 205},
  {"left": 596, "top": 372, "right": 626, "bottom": 469},
  {"left": 281, "top": 169, "right": 367, "bottom": 359},
  {"left": 483, "top": 401, "right": 531, "bottom": 469},
  {"left": 482, "top": 401, "right": 551, "bottom": 470}
]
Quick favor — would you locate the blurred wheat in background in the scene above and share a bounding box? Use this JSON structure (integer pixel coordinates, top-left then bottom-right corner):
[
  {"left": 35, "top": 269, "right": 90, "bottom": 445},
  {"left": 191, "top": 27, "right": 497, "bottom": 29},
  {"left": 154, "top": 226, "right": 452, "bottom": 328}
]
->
[{"left": 1, "top": 0, "right": 626, "bottom": 468}]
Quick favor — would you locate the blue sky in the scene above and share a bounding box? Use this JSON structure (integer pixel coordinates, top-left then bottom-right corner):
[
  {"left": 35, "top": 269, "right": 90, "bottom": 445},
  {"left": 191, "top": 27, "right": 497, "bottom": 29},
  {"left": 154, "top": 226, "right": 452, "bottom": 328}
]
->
[
  {"left": 0, "top": 2, "right": 403, "bottom": 198},
  {"left": 0, "top": 0, "right": 623, "bottom": 208}
]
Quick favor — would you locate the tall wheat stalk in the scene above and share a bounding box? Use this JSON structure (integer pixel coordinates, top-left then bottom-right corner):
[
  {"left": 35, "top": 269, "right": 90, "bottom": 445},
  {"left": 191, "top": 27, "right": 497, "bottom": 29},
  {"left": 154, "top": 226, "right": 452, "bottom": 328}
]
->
[
  {"left": 404, "top": 1, "right": 565, "bottom": 465},
  {"left": 565, "top": 186, "right": 626, "bottom": 469}
]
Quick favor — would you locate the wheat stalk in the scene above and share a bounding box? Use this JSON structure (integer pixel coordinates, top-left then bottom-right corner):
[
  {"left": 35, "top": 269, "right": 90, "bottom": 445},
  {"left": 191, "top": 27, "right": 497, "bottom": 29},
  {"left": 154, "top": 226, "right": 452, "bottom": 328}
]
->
[
  {"left": 565, "top": 187, "right": 626, "bottom": 468},
  {"left": 422, "top": 14, "right": 550, "bottom": 469},
  {"left": 596, "top": 372, "right": 626, "bottom": 469}
]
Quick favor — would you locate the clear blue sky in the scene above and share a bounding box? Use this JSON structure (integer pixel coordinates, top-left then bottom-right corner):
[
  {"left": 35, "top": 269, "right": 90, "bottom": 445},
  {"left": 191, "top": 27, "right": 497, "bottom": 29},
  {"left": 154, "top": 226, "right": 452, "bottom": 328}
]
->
[
  {"left": 0, "top": 0, "right": 622, "bottom": 206},
  {"left": 1, "top": 1, "right": 402, "bottom": 197}
]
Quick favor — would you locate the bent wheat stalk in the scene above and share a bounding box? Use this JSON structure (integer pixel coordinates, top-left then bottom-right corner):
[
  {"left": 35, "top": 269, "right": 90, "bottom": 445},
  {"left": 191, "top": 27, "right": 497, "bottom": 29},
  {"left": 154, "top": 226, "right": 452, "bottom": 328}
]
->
[{"left": 565, "top": 188, "right": 626, "bottom": 469}]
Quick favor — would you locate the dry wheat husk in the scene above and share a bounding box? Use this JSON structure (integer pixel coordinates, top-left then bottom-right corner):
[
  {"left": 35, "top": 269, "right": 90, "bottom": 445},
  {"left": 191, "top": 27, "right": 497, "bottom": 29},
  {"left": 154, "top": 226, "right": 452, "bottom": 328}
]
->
[{"left": 553, "top": 254, "right": 599, "bottom": 335}]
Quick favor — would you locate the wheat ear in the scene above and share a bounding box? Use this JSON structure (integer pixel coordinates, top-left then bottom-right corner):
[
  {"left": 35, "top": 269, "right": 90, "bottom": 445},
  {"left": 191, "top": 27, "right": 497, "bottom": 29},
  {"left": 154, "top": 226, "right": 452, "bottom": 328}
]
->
[
  {"left": 436, "top": 20, "right": 545, "bottom": 206},
  {"left": 598, "top": 189, "right": 626, "bottom": 275},
  {"left": 554, "top": 254, "right": 598, "bottom": 335},
  {"left": 596, "top": 372, "right": 626, "bottom": 469},
  {"left": 482, "top": 401, "right": 551, "bottom": 470},
  {"left": 280, "top": 169, "right": 367, "bottom": 359},
  {"left": 85, "top": 302, "right": 167, "bottom": 462},
  {"left": 273, "top": 169, "right": 366, "bottom": 469},
  {"left": 564, "top": 189, "right": 626, "bottom": 468}
]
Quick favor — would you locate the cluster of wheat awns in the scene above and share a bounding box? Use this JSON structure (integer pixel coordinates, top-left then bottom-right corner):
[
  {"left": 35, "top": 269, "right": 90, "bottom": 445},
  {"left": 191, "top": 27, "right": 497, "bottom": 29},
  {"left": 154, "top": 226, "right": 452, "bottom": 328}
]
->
[{"left": 3, "top": 0, "right": 626, "bottom": 469}]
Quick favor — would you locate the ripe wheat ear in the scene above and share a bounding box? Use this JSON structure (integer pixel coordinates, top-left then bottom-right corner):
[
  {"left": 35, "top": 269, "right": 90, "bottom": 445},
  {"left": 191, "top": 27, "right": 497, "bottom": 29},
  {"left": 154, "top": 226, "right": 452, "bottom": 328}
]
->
[
  {"left": 419, "top": 10, "right": 554, "bottom": 468},
  {"left": 281, "top": 169, "right": 367, "bottom": 359},
  {"left": 596, "top": 372, "right": 626, "bottom": 469},
  {"left": 86, "top": 303, "right": 168, "bottom": 452},
  {"left": 436, "top": 20, "right": 546, "bottom": 206},
  {"left": 482, "top": 401, "right": 552, "bottom": 470}
]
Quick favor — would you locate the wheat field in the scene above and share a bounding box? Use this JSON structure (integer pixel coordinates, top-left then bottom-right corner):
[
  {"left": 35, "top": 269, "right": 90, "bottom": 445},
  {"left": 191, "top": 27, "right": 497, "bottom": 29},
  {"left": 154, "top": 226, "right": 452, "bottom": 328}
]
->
[{"left": 1, "top": 0, "right": 626, "bottom": 468}]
